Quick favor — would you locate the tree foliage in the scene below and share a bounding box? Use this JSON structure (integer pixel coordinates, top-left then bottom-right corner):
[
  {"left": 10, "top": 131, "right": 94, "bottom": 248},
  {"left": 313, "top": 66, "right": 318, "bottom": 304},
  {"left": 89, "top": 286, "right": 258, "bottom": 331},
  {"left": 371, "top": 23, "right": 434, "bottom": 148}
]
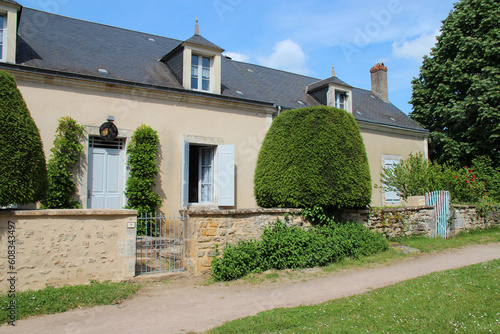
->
[
  {"left": 0, "top": 70, "right": 47, "bottom": 206},
  {"left": 42, "top": 117, "right": 84, "bottom": 209},
  {"left": 254, "top": 106, "right": 371, "bottom": 209},
  {"left": 125, "top": 124, "right": 162, "bottom": 216},
  {"left": 410, "top": 0, "right": 500, "bottom": 167}
]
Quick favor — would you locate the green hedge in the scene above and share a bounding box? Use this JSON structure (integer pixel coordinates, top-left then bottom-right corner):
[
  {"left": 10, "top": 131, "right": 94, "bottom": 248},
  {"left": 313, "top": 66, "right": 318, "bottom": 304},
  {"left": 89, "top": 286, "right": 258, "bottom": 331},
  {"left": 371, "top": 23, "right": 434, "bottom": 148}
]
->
[
  {"left": 211, "top": 220, "right": 388, "bottom": 281},
  {"left": 254, "top": 106, "right": 371, "bottom": 209},
  {"left": 0, "top": 70, "right": 47, "bottom": 206}
]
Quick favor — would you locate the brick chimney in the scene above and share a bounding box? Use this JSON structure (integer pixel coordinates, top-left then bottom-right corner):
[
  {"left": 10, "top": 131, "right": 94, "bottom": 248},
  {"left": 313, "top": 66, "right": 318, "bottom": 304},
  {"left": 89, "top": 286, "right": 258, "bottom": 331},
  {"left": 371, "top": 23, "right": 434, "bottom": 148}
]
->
[{"left": 370, "top": 63, "right": 389, "bottom": 103}]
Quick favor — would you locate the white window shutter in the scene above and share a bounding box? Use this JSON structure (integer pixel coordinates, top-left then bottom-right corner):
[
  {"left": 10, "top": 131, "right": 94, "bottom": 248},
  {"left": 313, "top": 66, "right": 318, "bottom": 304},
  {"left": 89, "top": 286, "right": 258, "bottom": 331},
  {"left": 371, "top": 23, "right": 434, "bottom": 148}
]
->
[
  {"left": 181, "top": 141, "right": 190, "bottom": 207},
  {"left": 217, "top": 145, "right": 235, "bottom": 206}
]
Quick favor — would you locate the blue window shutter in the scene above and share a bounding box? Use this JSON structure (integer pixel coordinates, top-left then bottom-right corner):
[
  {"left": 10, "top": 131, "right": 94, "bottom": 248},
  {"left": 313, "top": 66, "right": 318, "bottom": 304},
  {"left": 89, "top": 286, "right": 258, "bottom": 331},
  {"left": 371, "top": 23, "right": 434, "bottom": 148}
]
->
[
  {"left": 217, "top": 145, "right": 235, "bottom": 206},
  {"left": 181, "top": 141, "right": 190, "bottom": 207}
]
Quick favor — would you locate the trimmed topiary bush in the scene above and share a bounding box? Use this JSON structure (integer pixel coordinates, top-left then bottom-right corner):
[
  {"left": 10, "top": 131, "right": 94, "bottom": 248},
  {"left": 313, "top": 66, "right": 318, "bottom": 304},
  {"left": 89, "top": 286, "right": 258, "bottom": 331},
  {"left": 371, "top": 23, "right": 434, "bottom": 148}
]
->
[
  {"left": 0, "top": 70, "right": 48, "bottom": 206},
  {"left": 125, "top": 124, "right": 162, "bottom": 233},
  {"left": 42, "top": 117, "right": 84, "bottom": 209},
  {"left": 254, "top": 106, "right": 371, "bottom": 209}
]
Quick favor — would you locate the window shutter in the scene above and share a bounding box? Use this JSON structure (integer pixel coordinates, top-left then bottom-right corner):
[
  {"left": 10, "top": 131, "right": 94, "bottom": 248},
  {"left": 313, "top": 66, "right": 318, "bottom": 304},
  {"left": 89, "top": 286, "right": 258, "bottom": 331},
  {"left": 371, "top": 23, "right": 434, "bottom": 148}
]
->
[
  {"left": 181, "top": 141, "right": 190, "bottom": 207},
  {"left": 217, "top": 145, "right": 235, "bottom": 206}
]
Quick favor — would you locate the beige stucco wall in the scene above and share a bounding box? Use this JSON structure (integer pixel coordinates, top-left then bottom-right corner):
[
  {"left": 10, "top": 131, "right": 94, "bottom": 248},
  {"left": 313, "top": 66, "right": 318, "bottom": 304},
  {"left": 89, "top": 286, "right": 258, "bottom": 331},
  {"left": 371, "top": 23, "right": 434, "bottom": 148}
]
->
[
  {"left": 359, "top": 122, "right": 428, "bottom": 207},
  {"left": 0, "top": 209, "right": 137, "bottom": 293},
  {"left": 9, "top": 70, "right": 427, "bottom": 211},
  {"left": 12, "top": 72, "right": 274, "bottom": 213}
]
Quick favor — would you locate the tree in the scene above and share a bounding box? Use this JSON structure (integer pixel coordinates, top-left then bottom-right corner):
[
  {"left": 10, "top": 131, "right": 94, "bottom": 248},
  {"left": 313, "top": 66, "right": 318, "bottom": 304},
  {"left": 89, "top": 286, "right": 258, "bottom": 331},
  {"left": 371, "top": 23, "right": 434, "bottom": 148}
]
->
[
  {"left": 125, "top": 124, "right": 162, "bottom": 217},
  {"left": 42, "top": 117, "right": 84, "bottom": 209},
  {"left": 254, "top": 106, "right": 371, "bottom": 209},
  {"left": 410, "top": 0, "right": 500, "bottom": 168},
  {"left": 0, "top": 70, "right": 48, "bottom": 206}
]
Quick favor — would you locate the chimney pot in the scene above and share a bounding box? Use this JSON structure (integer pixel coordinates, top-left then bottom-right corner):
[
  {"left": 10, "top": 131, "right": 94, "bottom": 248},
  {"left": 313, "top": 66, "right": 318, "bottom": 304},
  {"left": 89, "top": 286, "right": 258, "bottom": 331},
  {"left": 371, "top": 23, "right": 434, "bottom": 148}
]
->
[{"left": 370, "top": 63, "right": 389, "bottom": 102}]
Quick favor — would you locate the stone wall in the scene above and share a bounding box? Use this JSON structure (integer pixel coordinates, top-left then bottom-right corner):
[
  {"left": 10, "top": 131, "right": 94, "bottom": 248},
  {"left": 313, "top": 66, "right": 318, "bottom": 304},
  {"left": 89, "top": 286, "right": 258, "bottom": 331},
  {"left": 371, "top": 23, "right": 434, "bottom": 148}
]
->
[
  {"left": 183, "top": 208, "right": 304, "bottom": 274},
  {"left": 341, "top": 206, "right": 436, "bottom": 238},
  {"left": 0, "top": 209, "right": 137, "bottom": 293},
  {"left": 450, "top": 205, "right": 500, "bottom": 234}
]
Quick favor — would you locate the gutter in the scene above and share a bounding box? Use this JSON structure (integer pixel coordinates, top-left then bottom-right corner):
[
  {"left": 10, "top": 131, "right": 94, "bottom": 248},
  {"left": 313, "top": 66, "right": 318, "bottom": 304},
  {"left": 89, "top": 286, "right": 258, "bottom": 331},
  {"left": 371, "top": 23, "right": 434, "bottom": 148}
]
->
[{"left": 356, "top": 119, "right": 429, "bottom": 136}]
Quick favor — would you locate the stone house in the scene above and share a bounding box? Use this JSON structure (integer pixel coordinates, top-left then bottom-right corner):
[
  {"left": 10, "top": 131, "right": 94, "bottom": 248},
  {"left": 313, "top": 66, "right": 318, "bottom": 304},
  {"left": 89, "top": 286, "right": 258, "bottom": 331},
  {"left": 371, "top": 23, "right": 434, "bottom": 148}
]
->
[{"left": 0, "top": 1, "right": 428, "bottom": 212}]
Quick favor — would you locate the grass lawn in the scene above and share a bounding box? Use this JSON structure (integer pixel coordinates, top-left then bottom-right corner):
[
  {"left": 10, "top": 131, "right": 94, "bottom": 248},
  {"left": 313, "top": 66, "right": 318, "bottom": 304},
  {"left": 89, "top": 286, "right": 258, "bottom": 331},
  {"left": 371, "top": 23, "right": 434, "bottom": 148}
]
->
[
  {"left": 207, "top": 259, "right": 500, "bottom": 333},
  {"left": 0, "top": 280, "right": 140, "bottom": 324}
]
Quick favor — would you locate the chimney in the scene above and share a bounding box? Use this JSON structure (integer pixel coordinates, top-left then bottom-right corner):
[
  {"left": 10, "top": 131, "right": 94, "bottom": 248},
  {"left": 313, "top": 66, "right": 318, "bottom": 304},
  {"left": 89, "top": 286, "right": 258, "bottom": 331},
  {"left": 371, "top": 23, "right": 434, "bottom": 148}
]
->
[{"left": 370, "top": 63, "right": 389, "bottom": 102}]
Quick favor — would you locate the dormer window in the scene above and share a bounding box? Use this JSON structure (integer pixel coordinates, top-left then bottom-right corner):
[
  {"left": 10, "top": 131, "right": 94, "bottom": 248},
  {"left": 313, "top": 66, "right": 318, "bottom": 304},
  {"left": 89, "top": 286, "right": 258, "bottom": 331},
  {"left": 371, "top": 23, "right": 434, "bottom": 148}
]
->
[
  {"left": 0, "top": 15, "right": 5, "bottom": 61},
  {"left": 191, "top": 55, "right": 211, "bottom": 91},
  {"left": 335, "top": 91, "right": 347, "bottom": 110}
]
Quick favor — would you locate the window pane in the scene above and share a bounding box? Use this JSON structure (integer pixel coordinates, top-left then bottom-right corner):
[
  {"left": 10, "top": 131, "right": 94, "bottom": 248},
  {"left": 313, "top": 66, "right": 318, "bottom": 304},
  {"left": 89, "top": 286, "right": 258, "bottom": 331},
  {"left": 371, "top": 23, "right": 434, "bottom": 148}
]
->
[
  {"left": 191, "top": 65, "right": 198, "bottom": 77},
  {"left": 202, "top": 57, "right": 210, "bottom": 67},
  {"left": 202, "top": 149, "right": 212, "bottom": 165},
  {"left": 192, "top": 55, "right": 198, "bottom": 65},
  {"left": 202, "top": 79, "right": 209, "bottom": 91},
  {"left": 201, "top": 166, "right": 211, "bottom": 183},
  {"left": 201, "top": 184, "right": 212, "bottom": 202},
  {"left": 202, "top": 67, "right": 210, "bottom": 79},
  {"left": 191, "top": 77, "right": 198, "bottom": 89}
]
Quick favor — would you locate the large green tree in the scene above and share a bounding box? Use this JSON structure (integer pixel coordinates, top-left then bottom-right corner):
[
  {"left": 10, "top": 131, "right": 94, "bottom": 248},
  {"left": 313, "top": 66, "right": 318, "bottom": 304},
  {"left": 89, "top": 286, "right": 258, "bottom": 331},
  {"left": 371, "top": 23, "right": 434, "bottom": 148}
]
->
[
  {"left": 0, "top": 70, "right": 48, "bottom": 206},
  {"left": 410, "top": 0, "right": 500, "bottom": 167}
]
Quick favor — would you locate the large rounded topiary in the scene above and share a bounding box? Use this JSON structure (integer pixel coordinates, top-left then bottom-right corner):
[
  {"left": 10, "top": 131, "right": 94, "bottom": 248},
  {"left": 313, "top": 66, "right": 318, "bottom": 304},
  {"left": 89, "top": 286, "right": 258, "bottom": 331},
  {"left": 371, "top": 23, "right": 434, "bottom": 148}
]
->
[
  {"left": 0, "top": 70, "right": 48, "bottom": 206},
  {"left": 254, "top": 106, "right": 371, "bottom": 209}
]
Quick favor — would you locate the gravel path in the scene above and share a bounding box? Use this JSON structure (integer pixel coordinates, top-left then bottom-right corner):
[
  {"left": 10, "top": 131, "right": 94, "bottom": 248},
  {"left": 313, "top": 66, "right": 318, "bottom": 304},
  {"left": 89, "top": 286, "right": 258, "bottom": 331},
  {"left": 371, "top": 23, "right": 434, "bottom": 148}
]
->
[{"left": 2, "top": 243, "right": 499, "bottom": 334}]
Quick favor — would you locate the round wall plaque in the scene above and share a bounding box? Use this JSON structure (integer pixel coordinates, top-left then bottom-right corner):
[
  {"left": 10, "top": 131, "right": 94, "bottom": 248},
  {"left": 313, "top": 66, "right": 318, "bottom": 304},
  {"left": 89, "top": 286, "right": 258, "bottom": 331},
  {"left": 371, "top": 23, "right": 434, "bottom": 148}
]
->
[{"left": 99, "top": 121, "right": 119, "bottom": 141}]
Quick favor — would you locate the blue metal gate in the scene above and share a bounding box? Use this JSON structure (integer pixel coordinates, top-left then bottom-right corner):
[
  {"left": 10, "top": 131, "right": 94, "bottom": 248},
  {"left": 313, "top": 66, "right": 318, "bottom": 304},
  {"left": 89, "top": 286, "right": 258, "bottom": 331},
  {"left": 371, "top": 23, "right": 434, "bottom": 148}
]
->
[{"left": 425, "top": 191, "right": 451, "bottom": 238}]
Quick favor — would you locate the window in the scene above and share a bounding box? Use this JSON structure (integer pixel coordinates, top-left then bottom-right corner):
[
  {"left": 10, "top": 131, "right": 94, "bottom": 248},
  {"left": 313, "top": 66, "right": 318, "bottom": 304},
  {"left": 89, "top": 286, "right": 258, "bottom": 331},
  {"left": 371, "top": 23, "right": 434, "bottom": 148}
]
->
[
  {"left": 335, "top": 91, "right": 346, "bottom": 110},
  {"left": 0, "top": 15, "right": 5, "bottom": 61},
  {"left": 182, "top": 142, "right": 235, "bottom": 207},
  {"left": 191, "top": 55, "right": 211, "bottom": 91},
  {"left": 383, "top": 159, "right": 401, "bottom": 205}
]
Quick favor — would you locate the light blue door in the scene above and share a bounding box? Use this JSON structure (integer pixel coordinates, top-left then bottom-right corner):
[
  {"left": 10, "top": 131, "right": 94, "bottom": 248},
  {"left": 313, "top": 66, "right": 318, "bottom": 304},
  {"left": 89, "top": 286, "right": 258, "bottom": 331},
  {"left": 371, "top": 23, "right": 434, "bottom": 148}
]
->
[{"left": 88, "top": 147, "right": 125, "bottom": 209}]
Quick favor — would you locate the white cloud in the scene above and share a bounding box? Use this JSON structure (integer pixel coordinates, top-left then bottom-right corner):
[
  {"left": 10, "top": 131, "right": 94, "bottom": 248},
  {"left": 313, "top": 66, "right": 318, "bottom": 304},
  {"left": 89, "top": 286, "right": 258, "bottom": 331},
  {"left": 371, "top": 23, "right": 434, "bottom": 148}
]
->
[
  {"left": 258, "top": 39, "right": 310, "bottom": 75},
  {"left": 223, "top": 52, "right": 250, "bottom": 62},
  {"left": 392, "top": 30, "right": 439, "bottom": 61}
]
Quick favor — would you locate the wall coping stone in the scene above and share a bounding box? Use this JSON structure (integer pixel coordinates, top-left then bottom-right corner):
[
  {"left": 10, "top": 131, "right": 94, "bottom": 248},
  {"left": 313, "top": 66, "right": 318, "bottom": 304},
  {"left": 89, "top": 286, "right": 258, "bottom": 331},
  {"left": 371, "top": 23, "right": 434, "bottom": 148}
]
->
[
  {"left": 0, "top": 209, "right": 138, "bottom": 217},
  {"left": 183, "top": 208, "right": 302, "bottom": 216},
  {"left": 343, "top": 206, "right": 434, "bottom": 214}
]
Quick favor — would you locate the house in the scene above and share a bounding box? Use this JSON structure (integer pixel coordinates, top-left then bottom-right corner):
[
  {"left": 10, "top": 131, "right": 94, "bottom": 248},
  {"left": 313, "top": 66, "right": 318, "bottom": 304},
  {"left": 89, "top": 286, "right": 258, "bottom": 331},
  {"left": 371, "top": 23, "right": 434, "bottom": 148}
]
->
[{"left": 0, "top": 1, "right": 428, "bottom": 211}]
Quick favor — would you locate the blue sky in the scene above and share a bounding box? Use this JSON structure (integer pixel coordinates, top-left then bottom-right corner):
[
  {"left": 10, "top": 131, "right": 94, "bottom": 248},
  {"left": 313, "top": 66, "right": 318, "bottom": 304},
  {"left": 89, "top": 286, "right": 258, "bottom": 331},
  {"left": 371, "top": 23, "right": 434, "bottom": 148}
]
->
[{"left": 20, "top": 0, "right": 458, "bottom": 114}]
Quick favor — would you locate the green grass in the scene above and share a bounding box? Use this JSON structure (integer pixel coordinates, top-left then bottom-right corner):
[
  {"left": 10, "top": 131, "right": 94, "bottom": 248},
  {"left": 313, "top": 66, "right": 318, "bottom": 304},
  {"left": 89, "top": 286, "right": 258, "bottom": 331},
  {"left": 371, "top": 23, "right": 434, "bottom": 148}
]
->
[
  {"left": 207, "top": 259, "right": 500, "bottom": 333},
  {"left": 0, "top": 280, "right": 140, "bottom": 324},
  {"left": 393, "top": 226, "right": 500, "bottom": 253}
]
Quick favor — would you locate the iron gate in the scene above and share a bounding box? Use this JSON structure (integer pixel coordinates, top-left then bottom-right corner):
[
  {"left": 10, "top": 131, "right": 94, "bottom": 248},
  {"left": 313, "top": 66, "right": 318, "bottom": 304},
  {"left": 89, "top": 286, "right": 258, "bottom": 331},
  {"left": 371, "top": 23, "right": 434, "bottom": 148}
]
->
[
  {"left": 136, "top": 212, "right": 185, "bottom": 275},
  {"left": 425, "top": 191, "right": 451, "bottom": 238}
]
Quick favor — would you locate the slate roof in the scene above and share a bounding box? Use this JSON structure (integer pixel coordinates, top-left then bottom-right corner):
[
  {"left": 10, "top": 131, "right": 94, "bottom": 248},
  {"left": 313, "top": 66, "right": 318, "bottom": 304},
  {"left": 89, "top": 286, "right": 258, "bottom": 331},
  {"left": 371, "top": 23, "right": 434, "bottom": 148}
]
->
[
  {"left": 306, "top": 76, "right": 352, "bottom": 92},
  {"left": 1, "top": 0, "right": 21, "bottom": 6},
  {"left": 9, "top": 7, "right": 425, "bottom": 132}
]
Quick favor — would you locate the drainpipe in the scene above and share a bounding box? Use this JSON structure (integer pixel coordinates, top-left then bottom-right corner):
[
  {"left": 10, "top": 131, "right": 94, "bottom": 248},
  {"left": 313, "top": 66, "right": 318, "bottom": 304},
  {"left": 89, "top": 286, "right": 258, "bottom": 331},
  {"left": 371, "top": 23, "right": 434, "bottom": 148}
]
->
[{"left": 273, "top": 104, "right": 282, "bottom": 116}]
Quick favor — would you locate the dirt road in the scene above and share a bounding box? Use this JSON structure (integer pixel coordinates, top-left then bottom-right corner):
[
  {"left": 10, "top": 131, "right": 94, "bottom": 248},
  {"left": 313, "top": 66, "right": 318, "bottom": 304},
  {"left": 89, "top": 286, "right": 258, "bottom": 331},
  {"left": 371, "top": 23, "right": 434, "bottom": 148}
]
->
[{"left": 2, "top": 243, "right": 499, "bottom": 334}]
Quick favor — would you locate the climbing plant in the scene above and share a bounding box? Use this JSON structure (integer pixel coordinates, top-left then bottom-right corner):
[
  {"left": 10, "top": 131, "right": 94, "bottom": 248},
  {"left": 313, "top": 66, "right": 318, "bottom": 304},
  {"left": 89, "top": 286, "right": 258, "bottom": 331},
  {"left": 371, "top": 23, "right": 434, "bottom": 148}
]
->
[
  {"left": 42, "top": 117, "right": 84, "bottom": 209},
  {"left": 125, "top": 124, "right": 162, "bottom": 223}
]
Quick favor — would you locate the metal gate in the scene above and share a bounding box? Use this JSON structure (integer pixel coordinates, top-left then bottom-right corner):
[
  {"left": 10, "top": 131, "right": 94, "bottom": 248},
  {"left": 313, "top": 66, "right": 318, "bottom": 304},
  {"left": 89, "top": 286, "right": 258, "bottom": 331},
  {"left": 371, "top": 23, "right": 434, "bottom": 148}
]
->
[
  {"left": 136, "top": 212, "right": 185, "bottom": 275},
  {"left": 425, "top": 191, "right": 451, "bottom": 238}
]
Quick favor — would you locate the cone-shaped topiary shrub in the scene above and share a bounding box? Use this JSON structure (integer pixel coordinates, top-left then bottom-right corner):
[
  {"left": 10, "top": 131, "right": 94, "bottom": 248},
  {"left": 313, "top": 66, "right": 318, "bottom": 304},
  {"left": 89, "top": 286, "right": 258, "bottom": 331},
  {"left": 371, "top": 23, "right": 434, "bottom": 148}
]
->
[
  {"left": 0, "top": 70, "right": 48, "bottom": 206},
  {"left": 254, "top": 106, "right": 371, "bottom": 209}
]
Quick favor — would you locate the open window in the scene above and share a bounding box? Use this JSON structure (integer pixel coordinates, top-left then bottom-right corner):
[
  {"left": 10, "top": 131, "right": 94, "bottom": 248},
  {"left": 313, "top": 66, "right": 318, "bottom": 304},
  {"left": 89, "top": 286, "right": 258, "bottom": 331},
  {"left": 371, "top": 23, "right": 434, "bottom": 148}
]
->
[
  {"left": 182, "top": 142, "right": 234, "bottom": 207},
  {"left": 0, "top": 15, "right": 5, "bottom": 61}
]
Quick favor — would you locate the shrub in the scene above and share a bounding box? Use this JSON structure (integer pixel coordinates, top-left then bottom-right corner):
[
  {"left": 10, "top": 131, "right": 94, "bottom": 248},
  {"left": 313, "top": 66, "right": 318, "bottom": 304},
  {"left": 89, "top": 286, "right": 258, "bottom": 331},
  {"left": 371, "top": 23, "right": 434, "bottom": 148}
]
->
[
  {"left": 125, "top": 124, "right": 162, "bottom": 228},
  {"left": 211, "top": 219, "right": 389, "bottom": 281},
  {"left": 254, "top": 106, "right": 371, "bottom": 209},
  {"left": 41, "top": 117, "right": 84, "bottom": 209},
  {"left": 0, "top": 70, "right": 48, "bottom": 206},
  {"left": 472, "top": 156, "right": 500, "bottom": 202},
  {"left": 211, "top": 240, "right": 266, "bottom": 281}
]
